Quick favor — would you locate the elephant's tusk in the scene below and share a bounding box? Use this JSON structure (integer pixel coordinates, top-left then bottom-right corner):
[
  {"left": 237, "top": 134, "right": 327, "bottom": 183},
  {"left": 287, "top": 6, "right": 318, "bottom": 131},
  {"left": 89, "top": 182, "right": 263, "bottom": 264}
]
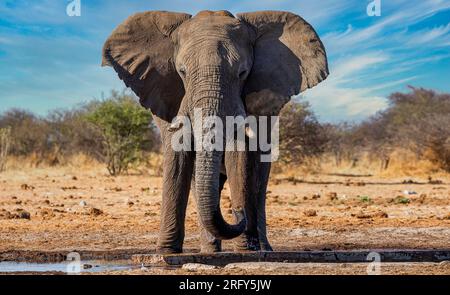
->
[
  {"left": 245, "top": 126, "right": 256, "bottom": 139},
  {"left": 168, "top": 118, "right": 184, "bottom": 132}
]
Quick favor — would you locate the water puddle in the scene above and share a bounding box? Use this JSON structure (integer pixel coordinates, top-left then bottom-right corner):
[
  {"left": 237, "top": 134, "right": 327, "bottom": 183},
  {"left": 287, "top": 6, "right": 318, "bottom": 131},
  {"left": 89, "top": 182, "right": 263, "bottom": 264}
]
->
[{"left": 0, "top": 260, "right": 136, "bottom": 274}]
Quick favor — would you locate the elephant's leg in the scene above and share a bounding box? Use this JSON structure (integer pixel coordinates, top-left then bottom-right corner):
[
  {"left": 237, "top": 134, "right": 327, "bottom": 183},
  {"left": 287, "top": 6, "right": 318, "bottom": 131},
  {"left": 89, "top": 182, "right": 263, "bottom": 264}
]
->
[
  {"left": 156, "top": 149, "right": 193, "bottom": 253},
  {"left": 255, "top": 159, "right": 273, "bottom": 251},
  {"left": 225, "top": 151, "right": 260, "bottom": 251},
  {"left": 191, "top": 172, "right": 225, "bottom": 253}
]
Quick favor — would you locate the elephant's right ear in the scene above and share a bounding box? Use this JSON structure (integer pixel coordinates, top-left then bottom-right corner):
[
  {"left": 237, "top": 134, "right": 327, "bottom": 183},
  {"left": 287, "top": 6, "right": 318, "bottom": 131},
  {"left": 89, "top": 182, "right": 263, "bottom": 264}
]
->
[
  {"left": 237, "top": 11, "right": 328, "bottom": 116},
  {"left": 102, "top": 11, "right": 191, "bottom": 121}
]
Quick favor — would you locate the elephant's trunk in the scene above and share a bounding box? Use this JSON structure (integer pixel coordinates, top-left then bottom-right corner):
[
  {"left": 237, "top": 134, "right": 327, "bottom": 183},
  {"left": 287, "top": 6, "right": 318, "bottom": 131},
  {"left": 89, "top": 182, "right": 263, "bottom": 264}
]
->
[
  {"left": 191, "top": 66, "right": 246, "bottom": 240},
  {"left": 195, "top": 149, "right": 246, "bottom": 240}
]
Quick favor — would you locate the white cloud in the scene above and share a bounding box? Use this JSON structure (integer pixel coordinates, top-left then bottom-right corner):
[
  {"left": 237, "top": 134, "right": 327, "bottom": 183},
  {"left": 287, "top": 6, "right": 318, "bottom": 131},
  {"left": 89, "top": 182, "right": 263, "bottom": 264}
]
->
[
  {"left": 300, "top": 52, "right": 419, "bottom": 122},
  {"left": 406, "top": 23, "right": 450, "bottom": 45}
]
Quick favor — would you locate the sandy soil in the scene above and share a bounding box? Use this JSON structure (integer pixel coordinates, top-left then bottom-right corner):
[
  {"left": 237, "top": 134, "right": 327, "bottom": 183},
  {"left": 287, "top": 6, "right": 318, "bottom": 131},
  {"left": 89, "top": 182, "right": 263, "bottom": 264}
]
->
[{"left": 0, "top": 167, "right": 449, "bottom": 274}]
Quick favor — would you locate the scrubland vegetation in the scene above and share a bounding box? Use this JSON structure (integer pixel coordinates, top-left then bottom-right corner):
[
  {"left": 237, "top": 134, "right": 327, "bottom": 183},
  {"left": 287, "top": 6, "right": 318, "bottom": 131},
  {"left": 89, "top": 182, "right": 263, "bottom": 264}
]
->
[{"left": 0, "top": 86, "right": 448, "bottom": 176}]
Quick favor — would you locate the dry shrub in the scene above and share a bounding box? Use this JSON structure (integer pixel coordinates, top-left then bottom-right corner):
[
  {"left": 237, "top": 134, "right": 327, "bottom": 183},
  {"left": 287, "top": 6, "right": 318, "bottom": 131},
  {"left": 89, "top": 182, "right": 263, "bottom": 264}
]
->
[{"left": 278, "top": 101, "right": 327, "bottom": 164}]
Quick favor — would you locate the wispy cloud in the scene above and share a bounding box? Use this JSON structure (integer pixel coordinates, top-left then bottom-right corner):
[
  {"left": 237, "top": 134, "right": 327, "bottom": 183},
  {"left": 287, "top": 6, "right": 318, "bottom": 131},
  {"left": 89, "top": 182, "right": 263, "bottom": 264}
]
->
[
  {"left": 301, "top": 52, "right": 396, "bottom": 122},
  {"left": 406, "top": 23, "right": 450, "bottom": 45}
]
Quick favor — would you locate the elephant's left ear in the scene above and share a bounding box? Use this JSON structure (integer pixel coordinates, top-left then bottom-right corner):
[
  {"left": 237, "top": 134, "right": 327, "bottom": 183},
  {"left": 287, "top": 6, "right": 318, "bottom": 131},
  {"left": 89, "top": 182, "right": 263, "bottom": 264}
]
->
[
  {"left": 237, "top": 11, "right": 329, "bottom": 116},
  {"left": 102, "top": 11, "right": 191, "bottom": 121}
]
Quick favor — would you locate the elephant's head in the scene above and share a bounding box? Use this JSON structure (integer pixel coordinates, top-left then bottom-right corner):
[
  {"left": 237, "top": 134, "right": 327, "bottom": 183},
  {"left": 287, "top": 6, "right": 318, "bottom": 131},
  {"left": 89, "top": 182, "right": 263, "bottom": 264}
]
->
[{"left": 102, "top": 10, "right": 328, "bottom": 240}]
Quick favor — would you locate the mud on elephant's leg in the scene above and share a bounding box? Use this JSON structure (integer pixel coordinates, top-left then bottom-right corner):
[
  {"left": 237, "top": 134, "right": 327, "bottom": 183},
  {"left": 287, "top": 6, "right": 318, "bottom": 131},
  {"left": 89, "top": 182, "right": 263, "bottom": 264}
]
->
[
  {"left": 156, "top": 149, "right": 194, "bottom": 254},
  {"left": 191, "top": 173, "right": 225, "bottom": 253}
]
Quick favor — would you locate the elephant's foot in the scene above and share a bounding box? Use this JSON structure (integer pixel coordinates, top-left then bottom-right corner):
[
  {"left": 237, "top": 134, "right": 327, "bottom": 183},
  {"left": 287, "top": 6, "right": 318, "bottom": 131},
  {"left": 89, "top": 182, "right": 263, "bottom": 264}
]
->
[
  {"left": 258, "top": 234, "right": 273, "bottom": 251},
  {"left": 199, "top": 228, "right": 222, "bottom": 253},
  {"left": 200, "top": 239, "right": 222, "bottom": 253},
  {"left": 259, "top": 242, "right": 273, "bottom": 252},
  {"left": 233, "top": 234, "right": 260, "bottom": 252}
]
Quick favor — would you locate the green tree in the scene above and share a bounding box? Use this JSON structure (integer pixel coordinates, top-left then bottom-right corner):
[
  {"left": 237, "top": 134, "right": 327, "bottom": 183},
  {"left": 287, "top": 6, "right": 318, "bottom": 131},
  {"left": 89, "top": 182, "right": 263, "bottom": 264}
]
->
[{"left": 86, "top": 91, "right": 154, "bottom": 175}]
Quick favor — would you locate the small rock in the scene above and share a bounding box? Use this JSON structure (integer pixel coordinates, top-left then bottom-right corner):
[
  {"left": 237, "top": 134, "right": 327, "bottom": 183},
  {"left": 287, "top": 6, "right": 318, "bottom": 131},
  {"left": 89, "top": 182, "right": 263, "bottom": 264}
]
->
[
  {"left": 89, "top": 208, "right": 103, "bottom": 216},
  {"left": 304, "top": 209, "right": 317, "bottom": 217},
  {"left": 374, "top": 210, "right": 389, "bottom": 218},
  {"left": 17, "top": 210, "right": 31, "bottom": 220},
  {"left": 353, "top": 210, "right": 388, "bottom": 219},
  {"left": 182, "top": 263, "right": 219, "bottom": 271},
  {"left": 327, "top": 192, "right": 338, "bottom": 201},
  {"left": 127, "top": 201, "right": 134, "bottom": 207},
  {"left": 225, "top": 262, "right": 302, "bottom": 271},
  {"left": 83, "top": 264, "right": 93, "bottom": 269},
  {"left": 79, "top": 200, "right": 87, "bottom": 207},
  {"left": 21, "top": 184, "right": 35, "bottom": 190},
  {"left": 353, "top": 211, "right": 371, "bottom": 219}
]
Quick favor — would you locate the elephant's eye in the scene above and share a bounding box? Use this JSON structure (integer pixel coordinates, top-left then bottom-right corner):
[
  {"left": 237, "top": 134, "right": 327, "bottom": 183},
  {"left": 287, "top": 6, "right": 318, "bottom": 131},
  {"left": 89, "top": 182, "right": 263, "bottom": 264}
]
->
[{"left": 239, "top": 69, "right": 248, "bottom": 80}]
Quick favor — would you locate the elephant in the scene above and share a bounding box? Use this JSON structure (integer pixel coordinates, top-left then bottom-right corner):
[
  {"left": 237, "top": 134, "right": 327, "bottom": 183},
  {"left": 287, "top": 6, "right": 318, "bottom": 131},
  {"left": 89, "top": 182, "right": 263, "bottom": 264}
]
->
[{"left": 102, "top": 10, "right": 328, "bottom": 253}]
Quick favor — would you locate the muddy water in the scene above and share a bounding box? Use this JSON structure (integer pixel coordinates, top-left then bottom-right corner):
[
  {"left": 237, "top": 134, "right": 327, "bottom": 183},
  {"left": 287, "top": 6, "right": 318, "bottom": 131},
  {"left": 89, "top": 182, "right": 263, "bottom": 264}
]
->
[{"left": 0, "top": 260, "right": 136, "bottom": 274}]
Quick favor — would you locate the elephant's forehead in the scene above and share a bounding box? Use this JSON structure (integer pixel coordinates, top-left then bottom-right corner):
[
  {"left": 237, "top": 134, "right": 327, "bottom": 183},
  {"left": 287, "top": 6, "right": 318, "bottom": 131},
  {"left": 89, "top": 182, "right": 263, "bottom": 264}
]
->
[
  {"left": 195, "top": 10, "right": 234, "bottom": 18},
  {"left": 181, "top": 15, "right": 244, "bottom": 36}
]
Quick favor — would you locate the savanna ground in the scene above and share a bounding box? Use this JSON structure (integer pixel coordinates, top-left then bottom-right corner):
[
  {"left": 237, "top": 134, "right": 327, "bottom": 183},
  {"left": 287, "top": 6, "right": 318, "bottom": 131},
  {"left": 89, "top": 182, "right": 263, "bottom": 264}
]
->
[{"left": 1, "top": 156, "right": 449, "bottom": 275}]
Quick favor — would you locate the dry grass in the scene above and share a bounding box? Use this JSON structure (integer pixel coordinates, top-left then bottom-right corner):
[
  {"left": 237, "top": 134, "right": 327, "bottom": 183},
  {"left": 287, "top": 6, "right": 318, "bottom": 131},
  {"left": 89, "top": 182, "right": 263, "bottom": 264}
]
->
[
  {"left": 274, "top": 149, "right": 448, "bottom": 180},
  {"left": 2, "top": 147, "right": 447, "bottom": 179},
  {"left": 4, "top": 152, "right": 164, "bottom": 177}
]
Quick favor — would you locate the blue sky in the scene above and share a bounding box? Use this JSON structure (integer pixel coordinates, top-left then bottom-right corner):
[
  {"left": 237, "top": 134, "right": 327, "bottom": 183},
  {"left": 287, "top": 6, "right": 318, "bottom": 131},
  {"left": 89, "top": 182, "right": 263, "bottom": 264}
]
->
[{"left": 0, "top": 0, "right": 449, "bottom": 122}]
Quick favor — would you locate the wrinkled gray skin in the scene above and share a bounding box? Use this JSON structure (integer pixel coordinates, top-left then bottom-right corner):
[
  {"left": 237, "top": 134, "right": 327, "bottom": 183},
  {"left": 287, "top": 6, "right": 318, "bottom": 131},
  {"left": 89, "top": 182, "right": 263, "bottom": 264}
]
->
[{"left": 102, "top": 10, "right": 328, "bottom": 253}]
